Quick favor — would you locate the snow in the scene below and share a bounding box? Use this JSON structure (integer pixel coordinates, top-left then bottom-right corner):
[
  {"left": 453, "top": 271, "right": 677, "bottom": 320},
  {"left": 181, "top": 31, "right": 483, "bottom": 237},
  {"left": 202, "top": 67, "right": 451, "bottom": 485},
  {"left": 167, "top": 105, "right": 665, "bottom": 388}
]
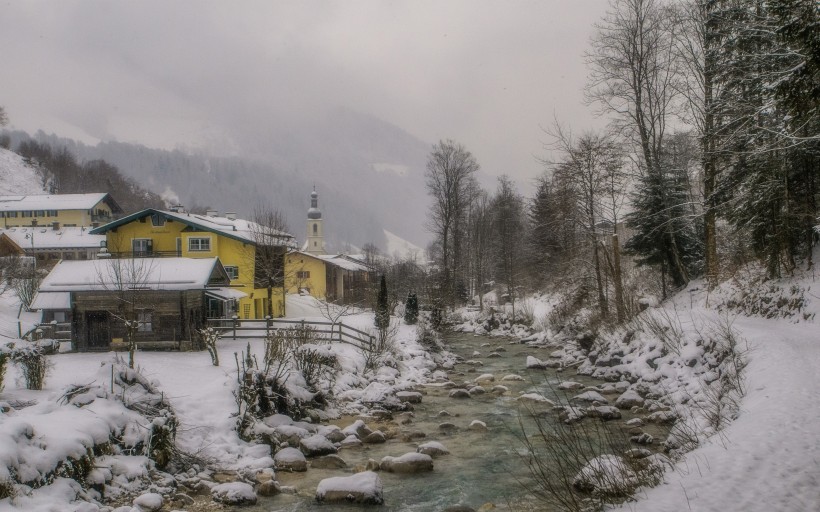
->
[
  {"left": 622, "top": 314, "right": 820, "bottom": 512},
  {"left": 0, "top": 193, "right": 110, "bottom": 213},
  {"left": 0, "top": 149, "right": 47, "bottom": 196},
  {"left": 210, "top": 481, "right": 257, "bottom": 505},
  {"left": 37, "top": 257, "right": 225, "bottom": 291},
  {"left": 315, "top": 471, "right": 384, "bottom": 505},
  {"left": 0, "top": 227, "right": 105, "bottom": 250}
]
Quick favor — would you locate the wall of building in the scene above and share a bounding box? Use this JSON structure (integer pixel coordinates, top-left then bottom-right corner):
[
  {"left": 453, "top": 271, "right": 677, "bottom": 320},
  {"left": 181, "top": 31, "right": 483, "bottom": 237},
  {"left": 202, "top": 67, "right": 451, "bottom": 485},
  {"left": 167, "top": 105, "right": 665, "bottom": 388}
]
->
[
  {"left": 285, "top": 252, "right": 327, "bottom": 299},
  {"left": 0, "top": 201, "right": 114, "bottom": 228}
]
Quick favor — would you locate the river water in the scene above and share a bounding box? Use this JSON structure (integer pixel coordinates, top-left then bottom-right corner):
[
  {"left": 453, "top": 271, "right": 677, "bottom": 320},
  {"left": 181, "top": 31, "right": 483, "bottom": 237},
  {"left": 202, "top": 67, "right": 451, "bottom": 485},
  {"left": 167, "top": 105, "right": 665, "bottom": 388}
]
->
[{"left": 234, "top": 333, "right": 667, "bottom": 511}]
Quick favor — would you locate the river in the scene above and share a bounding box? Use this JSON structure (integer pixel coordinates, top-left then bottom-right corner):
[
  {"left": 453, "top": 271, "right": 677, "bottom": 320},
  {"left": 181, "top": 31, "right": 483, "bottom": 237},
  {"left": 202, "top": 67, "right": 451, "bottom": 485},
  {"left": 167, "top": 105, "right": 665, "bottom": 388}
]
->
[{"left": 219, "top": 332, "right": 667, "bottom": 511}]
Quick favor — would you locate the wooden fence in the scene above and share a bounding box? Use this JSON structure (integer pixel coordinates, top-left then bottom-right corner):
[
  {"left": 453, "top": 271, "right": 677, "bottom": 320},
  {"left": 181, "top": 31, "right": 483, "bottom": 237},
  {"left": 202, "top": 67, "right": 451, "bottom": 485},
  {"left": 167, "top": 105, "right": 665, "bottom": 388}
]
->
[{"left": 206, "top": 317, "right": 375, "bottom": 352}]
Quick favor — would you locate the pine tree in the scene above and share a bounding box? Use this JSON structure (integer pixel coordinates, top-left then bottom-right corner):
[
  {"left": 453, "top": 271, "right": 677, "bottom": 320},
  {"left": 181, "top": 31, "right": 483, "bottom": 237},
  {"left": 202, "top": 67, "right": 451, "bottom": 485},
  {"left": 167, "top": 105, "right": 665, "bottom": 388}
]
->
[
  {"left": 375, "top": 275, "right": 390, "bottom": 330},
  {"left": 404, "top": 292, "right": 419, "bottom": 325}
]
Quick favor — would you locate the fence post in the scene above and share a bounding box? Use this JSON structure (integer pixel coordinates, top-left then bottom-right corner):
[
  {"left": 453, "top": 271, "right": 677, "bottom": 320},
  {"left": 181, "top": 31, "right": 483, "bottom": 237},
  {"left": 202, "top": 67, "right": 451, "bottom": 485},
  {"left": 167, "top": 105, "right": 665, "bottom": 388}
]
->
[
  {"left": 265, "top": 315, "right": 272, "bottom": 337},
  {"left": 232, "top": 315, "right": 238, "bottom": 340}
]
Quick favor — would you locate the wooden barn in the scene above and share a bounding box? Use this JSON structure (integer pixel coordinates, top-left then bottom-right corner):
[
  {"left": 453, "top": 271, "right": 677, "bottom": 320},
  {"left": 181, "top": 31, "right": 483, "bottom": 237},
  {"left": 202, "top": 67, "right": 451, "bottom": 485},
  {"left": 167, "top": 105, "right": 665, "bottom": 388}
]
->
[{"left": 31, "top": 257, "right": 243, "bottom": 351}]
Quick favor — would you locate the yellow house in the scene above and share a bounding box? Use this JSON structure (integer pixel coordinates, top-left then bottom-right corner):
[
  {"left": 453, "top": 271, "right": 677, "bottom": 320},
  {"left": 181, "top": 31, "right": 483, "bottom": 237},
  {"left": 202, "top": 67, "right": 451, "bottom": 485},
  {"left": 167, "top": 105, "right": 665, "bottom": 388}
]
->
[
  {"left": 285, "top": 251, "right": 374, "bottom": 305},
  {"left": 90, "top": 208, "right": 296, "bottom": 319},
  {"left": 0, "top": 193, "right": 122, "bottom": 229}
]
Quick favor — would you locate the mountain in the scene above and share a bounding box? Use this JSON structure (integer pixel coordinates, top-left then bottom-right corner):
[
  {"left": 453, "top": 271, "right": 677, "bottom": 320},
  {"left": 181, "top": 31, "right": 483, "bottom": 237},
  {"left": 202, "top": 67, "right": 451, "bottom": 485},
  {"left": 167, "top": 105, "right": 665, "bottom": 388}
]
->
[{"left": 5, "top": 109, "right": 433, "bottom": 252}]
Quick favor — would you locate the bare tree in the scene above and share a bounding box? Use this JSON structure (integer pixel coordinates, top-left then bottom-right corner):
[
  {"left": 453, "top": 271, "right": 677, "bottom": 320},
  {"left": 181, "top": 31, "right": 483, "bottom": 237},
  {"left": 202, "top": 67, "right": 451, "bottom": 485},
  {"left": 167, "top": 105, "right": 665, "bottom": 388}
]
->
[
  {"left": 98, "top": 258, "right": 155, "bottom": 369},
  {"left": 490, "top": 176, "right": 526, "bottom": 319},
  {"left": 586, "top": 0, "right": 693, "bottom": 287},
  {"left": 249, "top": 207, "right": 292, "bottom": 318},
  {"left": 0, "top": 106, "right": 7, "bottom": 127},
  {"left": 425, "top": 139, "right": 479, "bottom": 306},
  {"left": 547, "top": 126, "right": 626, "bottom": 320},
  {"left": 468, "top": 190, "right": 493, "bottom": 309}
]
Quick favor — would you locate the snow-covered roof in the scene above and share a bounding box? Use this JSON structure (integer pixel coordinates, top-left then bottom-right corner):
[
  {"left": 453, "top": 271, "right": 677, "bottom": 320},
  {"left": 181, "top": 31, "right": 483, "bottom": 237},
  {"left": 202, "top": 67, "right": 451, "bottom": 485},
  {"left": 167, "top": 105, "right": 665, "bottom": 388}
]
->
[
  {"left": 317, "top": 254, "right": 372, "bottom": 272},
  {"left": 205, "top": 287, "right": 248, "bottom": 301},
  {"left": 30, "top": 291, "right": 71, "bottom": 310},
  {"left": 0, "top": 193, "right": 121, "bottom": 213},
  {"left": 91, "top": 208, "right": 296, "bottom": 247},
  {"left": 38, "top": 257, "right": 230, "bottom": 292},
  {"left": 0, "top": 227, "right": 106, "bottom": 250}
]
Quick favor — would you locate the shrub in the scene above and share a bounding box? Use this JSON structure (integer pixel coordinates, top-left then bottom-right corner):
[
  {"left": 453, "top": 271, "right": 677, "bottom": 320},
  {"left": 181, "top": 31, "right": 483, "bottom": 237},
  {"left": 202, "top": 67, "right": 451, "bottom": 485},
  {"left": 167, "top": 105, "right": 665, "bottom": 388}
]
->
[
  {"left": 404, "top": 292, "right": 419, "bottom": 325},
  {"left": 10, "top": 342, "right": 50, "bottom": 390},
  {"left": 198, "top": 327, "right": 221, "bottom": 366}
]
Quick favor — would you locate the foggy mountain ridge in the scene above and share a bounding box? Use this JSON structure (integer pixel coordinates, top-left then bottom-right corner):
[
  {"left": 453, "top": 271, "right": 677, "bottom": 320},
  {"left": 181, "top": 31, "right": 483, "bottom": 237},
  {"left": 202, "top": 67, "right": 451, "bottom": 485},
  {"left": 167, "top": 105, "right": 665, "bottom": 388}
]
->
[{"left": 5, "top": 108, "right": 435, "bottom": 252}]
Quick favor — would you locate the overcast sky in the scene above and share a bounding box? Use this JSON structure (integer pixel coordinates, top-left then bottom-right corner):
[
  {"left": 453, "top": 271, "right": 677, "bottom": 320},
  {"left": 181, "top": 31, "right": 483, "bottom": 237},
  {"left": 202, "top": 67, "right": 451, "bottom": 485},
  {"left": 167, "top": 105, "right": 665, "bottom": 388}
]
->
[{"left": 1, "top": 0, "right": 611, "bottom": 186}]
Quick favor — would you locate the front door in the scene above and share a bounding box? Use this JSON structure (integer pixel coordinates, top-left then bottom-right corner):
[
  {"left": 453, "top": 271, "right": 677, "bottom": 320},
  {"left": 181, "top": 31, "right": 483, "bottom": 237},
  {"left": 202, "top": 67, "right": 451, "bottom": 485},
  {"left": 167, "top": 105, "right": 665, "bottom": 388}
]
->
[{"left": 86, "top": 311, "right": 110, "bottom": 351}]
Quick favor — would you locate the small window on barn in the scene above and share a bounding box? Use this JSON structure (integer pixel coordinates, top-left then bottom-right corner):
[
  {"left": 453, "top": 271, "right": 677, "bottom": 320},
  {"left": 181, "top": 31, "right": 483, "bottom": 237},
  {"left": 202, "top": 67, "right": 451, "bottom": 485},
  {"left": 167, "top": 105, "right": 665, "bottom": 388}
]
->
[
  {"left": 188, "top": 237, "right": 211, "bottom": 252},
  {"left": 137, "top": 311, "right": 153, "bottom": 332}
]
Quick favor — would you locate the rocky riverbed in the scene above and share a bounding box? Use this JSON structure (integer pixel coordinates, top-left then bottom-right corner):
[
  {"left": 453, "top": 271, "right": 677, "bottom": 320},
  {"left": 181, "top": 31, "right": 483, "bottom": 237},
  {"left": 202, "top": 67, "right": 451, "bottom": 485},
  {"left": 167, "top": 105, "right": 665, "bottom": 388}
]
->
[{"left": 144, "top": 332, "right": 671, "bottom": 511}]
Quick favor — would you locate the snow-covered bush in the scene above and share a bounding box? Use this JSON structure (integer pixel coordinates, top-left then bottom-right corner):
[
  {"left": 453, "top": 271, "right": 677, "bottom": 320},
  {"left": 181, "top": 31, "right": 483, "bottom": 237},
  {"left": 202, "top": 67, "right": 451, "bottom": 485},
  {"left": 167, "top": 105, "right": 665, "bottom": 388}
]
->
[
  {"left": 198, "top": 327, "right": 221, "bottom": 366},
  {"left": 415, "top": 318, "right": 441, "bottom": 352},
  {"left": 9, "top": 342, "right": 50, "bottom": 390},
  {"left": 0, "top": 344, "right": 9, "bottom": 393}
]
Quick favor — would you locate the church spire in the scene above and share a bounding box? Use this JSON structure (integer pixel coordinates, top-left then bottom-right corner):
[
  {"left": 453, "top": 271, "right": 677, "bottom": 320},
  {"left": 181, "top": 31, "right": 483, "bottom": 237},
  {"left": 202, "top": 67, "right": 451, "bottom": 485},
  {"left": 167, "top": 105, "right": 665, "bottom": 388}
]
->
[{"left": 306, "top": 188, "right": 325, "bottom": 254}]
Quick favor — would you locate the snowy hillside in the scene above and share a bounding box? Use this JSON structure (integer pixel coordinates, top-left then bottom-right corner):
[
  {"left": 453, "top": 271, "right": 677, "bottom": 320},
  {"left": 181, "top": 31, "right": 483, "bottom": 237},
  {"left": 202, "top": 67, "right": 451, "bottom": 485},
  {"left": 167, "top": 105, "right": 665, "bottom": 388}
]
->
[
  {"left": 0, "top": 148, "right": 46, "bottom": 195},
  {"left": 384, "top": 229, "right": 424, "bottom": 259}
]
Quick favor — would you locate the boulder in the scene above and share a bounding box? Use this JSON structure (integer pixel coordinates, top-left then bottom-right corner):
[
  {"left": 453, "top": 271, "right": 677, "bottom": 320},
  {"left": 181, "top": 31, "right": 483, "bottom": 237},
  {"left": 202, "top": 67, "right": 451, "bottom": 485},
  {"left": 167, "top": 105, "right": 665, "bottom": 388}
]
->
[
  {"left": 133, "top": 493, "right": 163, "bottom": 512},
  {"left": 438, "top": 422, "right": 458, "bottom": 432},
  {"left": 417, "top": 441, "right": 450, "bottom": 457},
  {"left": 211, "top": 482, "right": 258, "bottom": 505},
  {"left": 615, "top": 389, "right": 645, "bottom": 409},
  {"left": 469, "top": 420, "right": 488, "bottom": 432},
  {"left": 340, "top": 434, "right": 363, "bottom": 449},
  {"left": 589, "top": 406, "right": 622, "bottom": 421},
  {"left": 572, "top": 455, "right": 637, "bottom": 496},
  {"left": 501, "top": 374, "right": 525, "bottom": 382},
  {"left": 300, "top": 434, "right": 338, "bottom": 456},
  {"left": 448, "top": 389, "right": 471, "bottom": 399},
  {"left": 257, "top": 480, "right": 281, "bottom": 497},
  {"left": 274, "top": 447, "right": 307, "bottom": 472},
  {"left": 397, "top": 391, "right": 423, "bottom": 404},
  {"left": 526, "top": 356, "right": 548, "bottom": 369},
  {"left": 474, "top": 373, "right": 495, "bottom": 384},
  {"left": 342, "top": 419, "right": 373, "bottom": 438},
  {"left": 557, "top": 381, "right": 584, "bottom": 391},
  {"left": 316, "top": 471, "right": 384, "bottom": 505},
  {"left": 572, "top": 391, "right": 608, "bottom": 404},
  {"left": 363, "top": 430, "right": 387, "bottom": 444},
  {"left": 318, "top": 424, "right": 346, "bottom": 443},
  {"left": 491, "top": 385, "right": 508, "bottom": 395},
  {"left": 468, "top": 386, "right": 486, "bottom": 396},
  {"left": 380, "top": 452, "right": 434, "bottom": 473}
]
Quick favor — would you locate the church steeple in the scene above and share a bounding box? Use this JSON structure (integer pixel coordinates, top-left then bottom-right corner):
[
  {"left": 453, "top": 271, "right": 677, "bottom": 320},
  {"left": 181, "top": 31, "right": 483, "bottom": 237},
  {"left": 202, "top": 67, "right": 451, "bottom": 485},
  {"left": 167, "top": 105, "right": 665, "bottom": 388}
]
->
[{"left": 306, "top": 187, "right": 325, "bottom": 255}]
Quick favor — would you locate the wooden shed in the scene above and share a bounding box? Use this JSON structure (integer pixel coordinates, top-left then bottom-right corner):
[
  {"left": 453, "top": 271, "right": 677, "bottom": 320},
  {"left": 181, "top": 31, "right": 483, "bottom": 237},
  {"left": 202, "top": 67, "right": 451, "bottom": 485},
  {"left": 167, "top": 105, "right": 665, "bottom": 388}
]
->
[{"left": 33, "top": 257, "right": 243, "bottom": 351}]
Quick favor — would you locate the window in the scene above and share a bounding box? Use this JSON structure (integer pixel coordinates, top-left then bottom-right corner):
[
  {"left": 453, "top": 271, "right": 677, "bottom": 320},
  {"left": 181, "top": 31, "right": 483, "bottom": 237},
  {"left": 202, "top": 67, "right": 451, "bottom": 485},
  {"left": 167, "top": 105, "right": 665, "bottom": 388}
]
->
[
  {"left": 224, "top": 266, "right": 239, "bottom": 280},
  {"left": 6, "top": 212, "right": 16, "bottom": 218},
  {"left": 53, "top": 311, "right": 66, "bottom": 323},
  {"left": 297, "top": 271, "right": 310, "bottom": 279},
  {"left": 132, "top": 238, "right": 153, "bottom": 256},
  {"left": 35, "top": 210, "right": 45, "bottom": 217},
  {"left": 137, "top": 311, "right": 153, "bottom": 332},
  {"left": 313, "top": 223, "right": 318, "bottom": 234},
  {"left": 188, "top": 237, "right": 211, "bottom": 252},
  {"left": 151, "top": 213, "right": 166, "bottom": 227},
  {"left": 21, "top": 211, "right": 32, "bottom": 218},
  {"left": 48, "top": 210, "right": 58, "bottom": 217}
]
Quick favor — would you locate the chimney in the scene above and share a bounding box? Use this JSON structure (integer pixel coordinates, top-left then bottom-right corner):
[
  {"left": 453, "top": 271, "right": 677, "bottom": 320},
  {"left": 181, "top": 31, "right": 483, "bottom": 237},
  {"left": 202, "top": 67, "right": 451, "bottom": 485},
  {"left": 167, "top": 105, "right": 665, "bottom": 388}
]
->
[
  {"left": 169, "top": 205, "right": 185, "bottom": 213},
  {"left": 225, "top": 212, "right": 237, "bottom": 220},
  {"left": 52, "top": 221, "right": 60, "bottom": 231},
  {"left": 206, "top": 209, "right": 218, "bottom": 217}
]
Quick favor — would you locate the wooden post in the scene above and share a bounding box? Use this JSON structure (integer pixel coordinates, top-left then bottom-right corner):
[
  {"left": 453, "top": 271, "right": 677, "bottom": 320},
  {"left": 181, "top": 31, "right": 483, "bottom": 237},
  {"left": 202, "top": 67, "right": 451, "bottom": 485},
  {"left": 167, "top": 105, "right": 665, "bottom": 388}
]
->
[
  {"left": 232, "top": 315, "right": 238, "bottom": 340},
  {"left": 265, "top": 316, "right": 272, "bottom": 337}
]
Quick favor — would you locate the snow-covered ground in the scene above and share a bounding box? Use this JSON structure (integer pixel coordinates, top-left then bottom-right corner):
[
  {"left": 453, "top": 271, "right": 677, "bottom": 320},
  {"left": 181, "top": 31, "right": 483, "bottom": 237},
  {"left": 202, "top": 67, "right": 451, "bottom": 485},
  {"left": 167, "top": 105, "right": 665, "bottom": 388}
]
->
[
  {"left": 0, "top": 293, "right": 441, "bottom": 511},
  {"left": 621, "top": 286, "right": 820, "bottom": 512}
]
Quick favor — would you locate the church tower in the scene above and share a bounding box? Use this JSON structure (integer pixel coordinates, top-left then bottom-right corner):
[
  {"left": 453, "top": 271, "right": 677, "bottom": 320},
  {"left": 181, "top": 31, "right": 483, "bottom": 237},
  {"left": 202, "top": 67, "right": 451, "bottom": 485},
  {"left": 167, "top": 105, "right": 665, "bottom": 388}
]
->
[{"left": 306, "top": 188, "right": 326, "bottom": 255}]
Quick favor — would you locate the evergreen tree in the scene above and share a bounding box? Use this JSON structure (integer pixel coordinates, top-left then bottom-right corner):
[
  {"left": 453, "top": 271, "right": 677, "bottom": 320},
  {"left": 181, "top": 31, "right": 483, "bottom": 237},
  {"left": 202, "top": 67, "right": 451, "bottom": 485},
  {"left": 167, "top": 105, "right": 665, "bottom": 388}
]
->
[
  {"left": 375, "top": 275, "right": 390, "bottom": 330},
  {"left": 404, "top": 292, "right": 419, "bottom": 325}
]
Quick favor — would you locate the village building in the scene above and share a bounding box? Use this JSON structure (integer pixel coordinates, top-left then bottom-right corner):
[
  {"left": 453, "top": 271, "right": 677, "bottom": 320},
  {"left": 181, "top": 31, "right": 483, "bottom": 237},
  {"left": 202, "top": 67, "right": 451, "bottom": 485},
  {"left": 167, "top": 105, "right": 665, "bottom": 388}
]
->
[
  {"left": 0, "top": 225, "right": 106, "bottom": 268},
  {"left": 32, "top": 257, "right": 237, "bottom": 351},
  {"left": 89, "top": 208, "right": 296, "bottom": 319},
  {"left": 0, "top": 193, "right": 122, "bottom": 229},
  {"left": 286, "top": 189, "right": 374, "bottom": 305}
]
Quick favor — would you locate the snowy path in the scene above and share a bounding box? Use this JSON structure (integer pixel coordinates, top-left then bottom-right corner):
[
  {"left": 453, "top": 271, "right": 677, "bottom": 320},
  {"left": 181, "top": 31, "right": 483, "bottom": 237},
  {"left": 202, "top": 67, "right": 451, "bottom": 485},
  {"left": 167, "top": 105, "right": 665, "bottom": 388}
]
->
[{"left": 626, "top": 317, "right": 820, "bottom": 512}]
